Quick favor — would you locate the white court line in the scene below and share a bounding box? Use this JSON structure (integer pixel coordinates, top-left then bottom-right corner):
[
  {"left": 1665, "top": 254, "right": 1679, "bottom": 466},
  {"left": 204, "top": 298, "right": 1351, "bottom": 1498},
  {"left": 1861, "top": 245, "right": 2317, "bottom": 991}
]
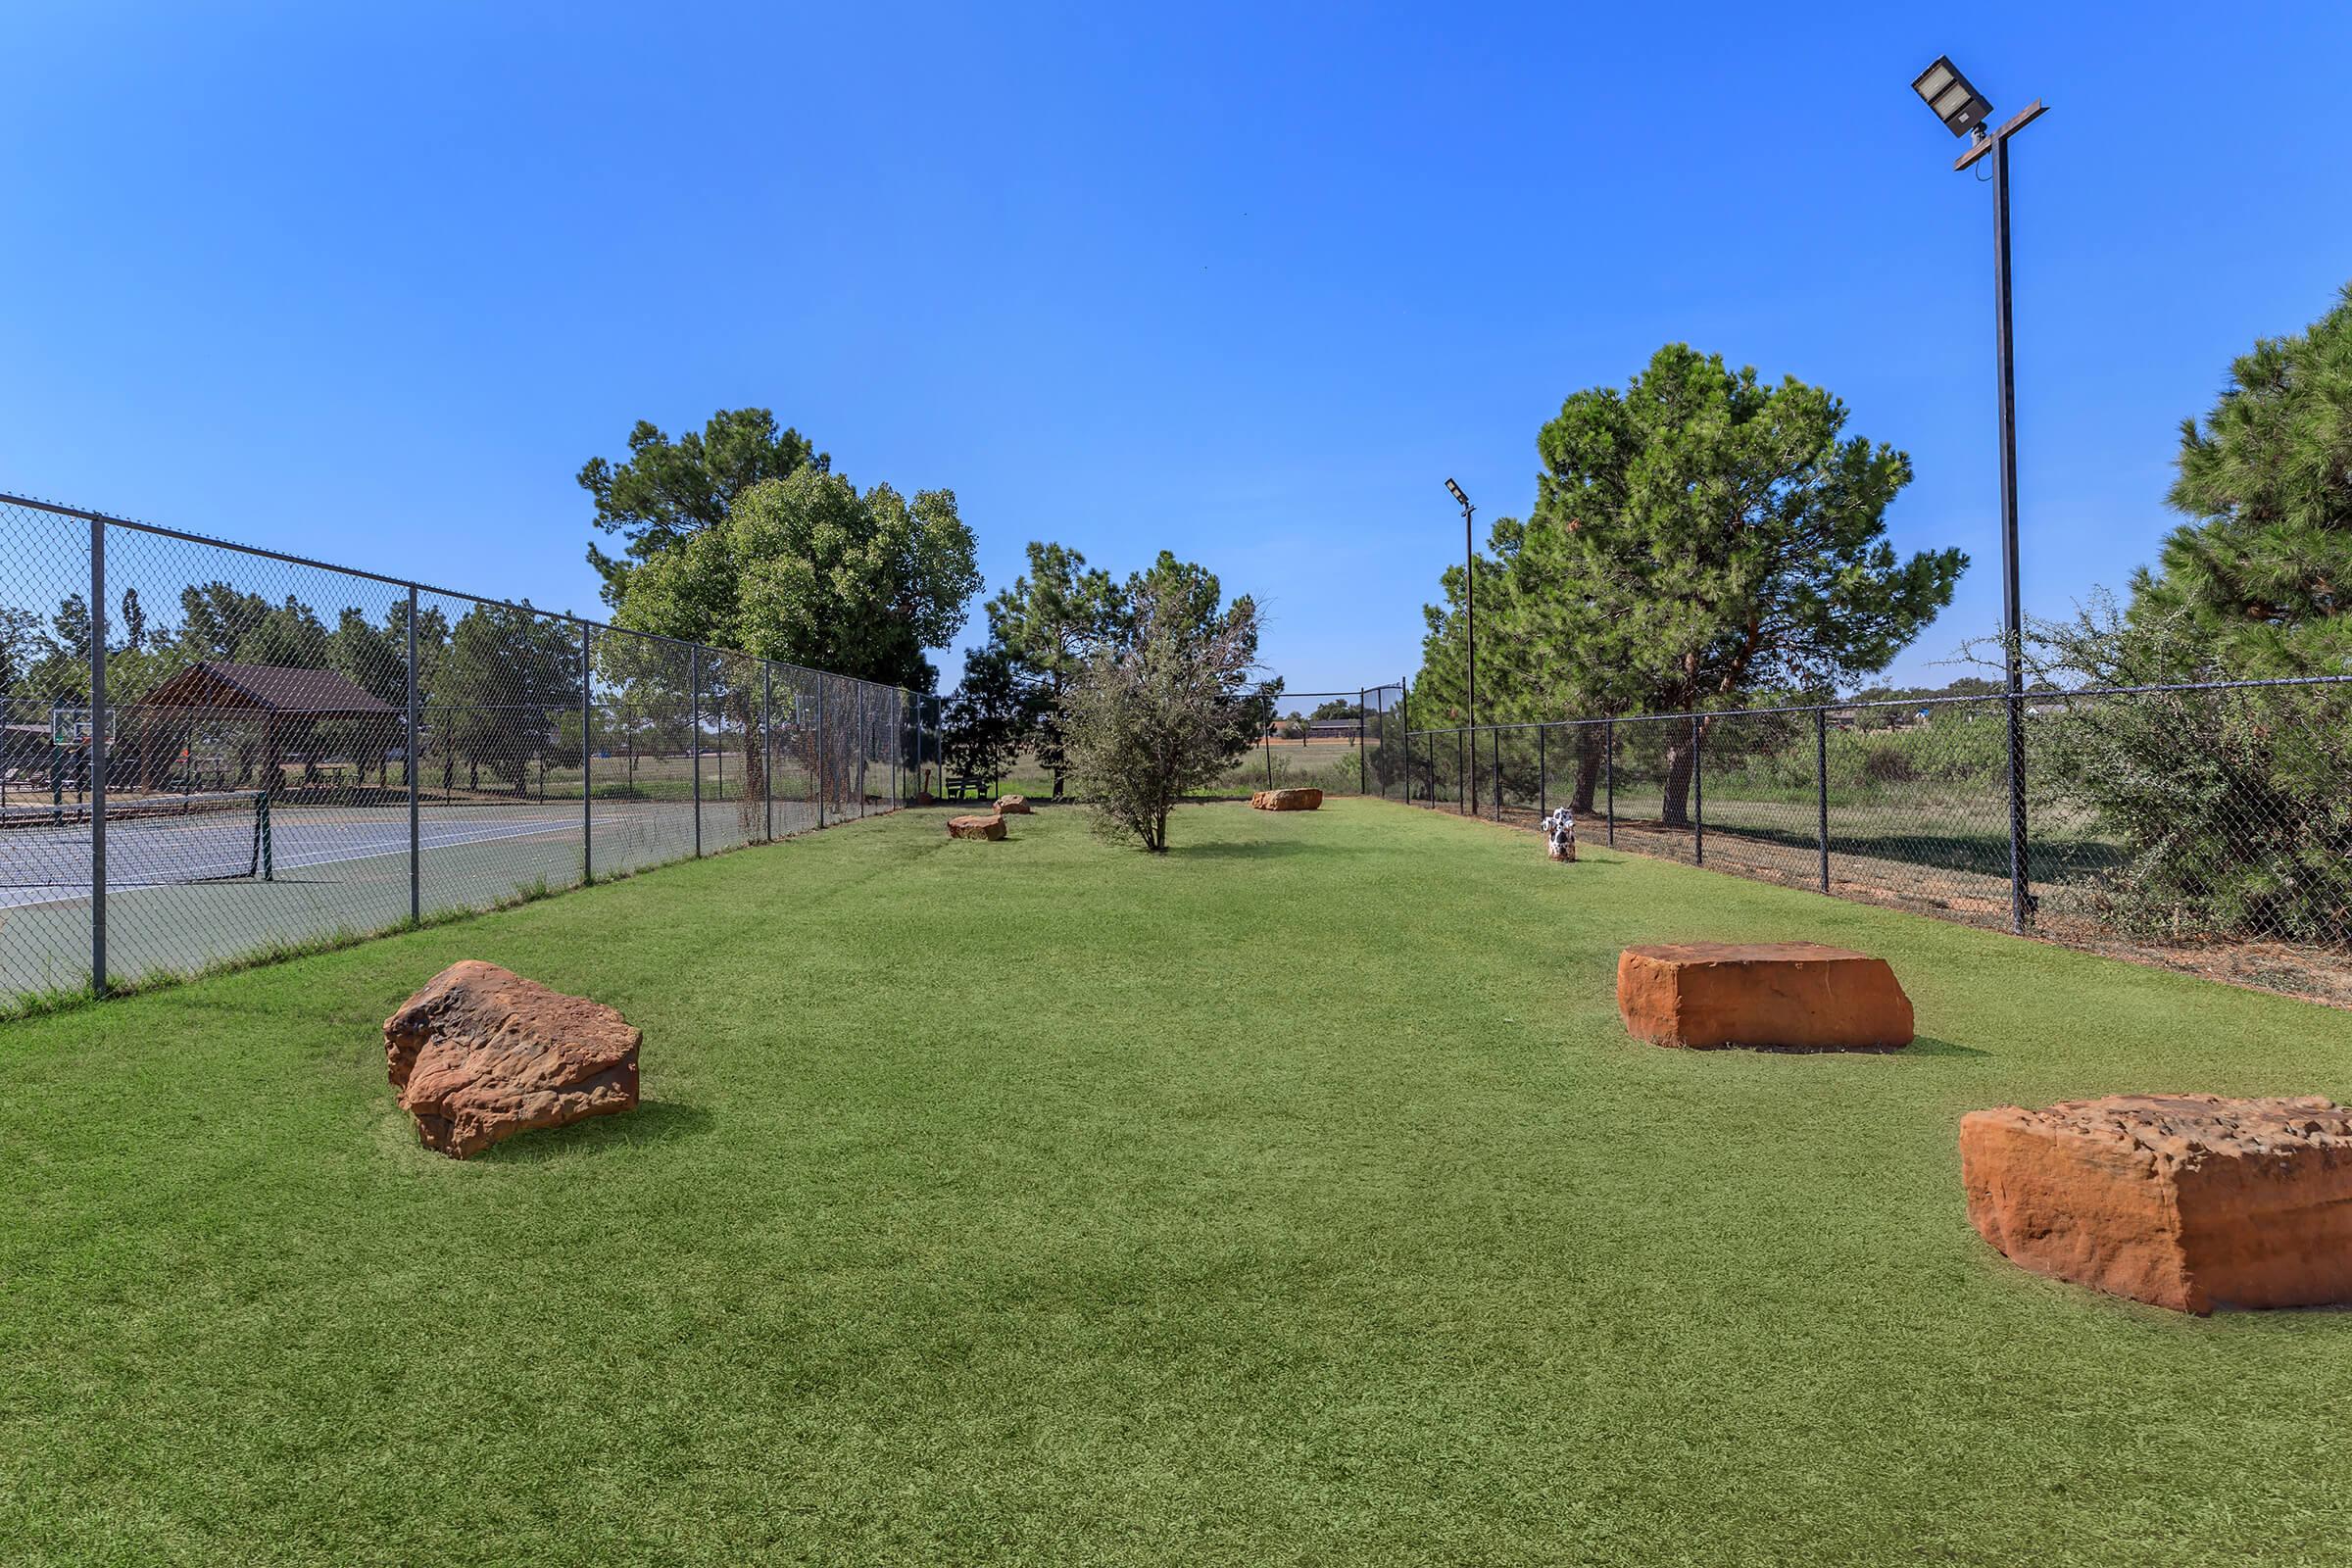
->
[{"left": 0, "top": 812, "right": 614, "bottom": 909}]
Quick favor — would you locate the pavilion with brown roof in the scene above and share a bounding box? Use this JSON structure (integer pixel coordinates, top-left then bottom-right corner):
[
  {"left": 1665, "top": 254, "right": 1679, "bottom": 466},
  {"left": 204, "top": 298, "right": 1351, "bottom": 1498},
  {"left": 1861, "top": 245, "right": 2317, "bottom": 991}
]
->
[{"left": 127, "top": 661, "right": 401, "bottom": 794}]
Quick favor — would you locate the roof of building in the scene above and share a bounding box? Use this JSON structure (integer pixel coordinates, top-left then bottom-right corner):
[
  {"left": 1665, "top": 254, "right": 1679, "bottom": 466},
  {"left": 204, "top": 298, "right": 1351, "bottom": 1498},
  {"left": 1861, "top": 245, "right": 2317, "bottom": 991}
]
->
[{"left": 132, "top": 661, "right": 399, "bottom": 716}]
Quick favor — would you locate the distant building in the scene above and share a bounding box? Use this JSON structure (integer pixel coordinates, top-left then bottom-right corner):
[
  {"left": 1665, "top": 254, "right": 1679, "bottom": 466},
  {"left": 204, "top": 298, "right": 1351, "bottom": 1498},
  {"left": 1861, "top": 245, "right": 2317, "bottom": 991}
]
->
[
  {"left": 124, "top": 661, "right": 400, "bottom": 793},
  {"left": 1265, "top": 717, "right": 1361, "bottom": 741}
]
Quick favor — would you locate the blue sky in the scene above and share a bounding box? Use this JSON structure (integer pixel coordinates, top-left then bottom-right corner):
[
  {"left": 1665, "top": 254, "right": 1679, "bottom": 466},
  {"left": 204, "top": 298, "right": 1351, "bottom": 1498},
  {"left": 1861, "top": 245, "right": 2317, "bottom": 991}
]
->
[{"left": 5, "top": 1, "right": 2348, "bottom": 698}]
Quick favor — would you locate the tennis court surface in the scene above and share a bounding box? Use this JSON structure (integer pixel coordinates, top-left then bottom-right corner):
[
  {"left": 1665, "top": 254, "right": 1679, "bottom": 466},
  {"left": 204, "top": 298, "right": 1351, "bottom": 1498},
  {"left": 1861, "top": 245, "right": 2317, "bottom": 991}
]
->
[
  {"left": 0, "top": 795, "right": 818, "bottom": 997},
  {"left": 0, "top": 798, "right": 581, "bottom": 906}
]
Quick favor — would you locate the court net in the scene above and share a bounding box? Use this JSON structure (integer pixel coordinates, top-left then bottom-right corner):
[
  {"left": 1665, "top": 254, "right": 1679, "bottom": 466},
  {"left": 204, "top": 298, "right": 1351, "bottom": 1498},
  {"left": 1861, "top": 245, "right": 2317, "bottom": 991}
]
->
[{"left": 0, "top": 790, "right": 270, "bottom": 889}]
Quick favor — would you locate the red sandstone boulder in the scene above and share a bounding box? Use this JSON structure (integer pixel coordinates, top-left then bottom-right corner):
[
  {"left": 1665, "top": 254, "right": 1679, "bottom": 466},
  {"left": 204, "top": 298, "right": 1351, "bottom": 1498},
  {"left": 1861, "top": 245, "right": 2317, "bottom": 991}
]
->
[
  {"left": 995, "top": 795, "right": 1033, "bottom": 814},
  {"left": 1616, "top": 942, "right": 1912, "bottom": 1050},
  {"left": 384, "top": 960, "right": 640, "bottom": 1159},
  {"left": 1960, "top": 1094, "right": 2352, "bottom": 1313},
  {"left": 1250, "top": 788, "right": 1322, "bottom": 811},
  {"left": 948, "top": 813, "right": 1006, "bottom": 841}
]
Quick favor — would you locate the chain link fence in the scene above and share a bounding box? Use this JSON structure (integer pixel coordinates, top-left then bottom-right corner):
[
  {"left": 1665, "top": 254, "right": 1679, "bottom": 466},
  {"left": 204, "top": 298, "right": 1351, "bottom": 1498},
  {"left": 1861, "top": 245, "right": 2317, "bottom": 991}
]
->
[
  {"left": 1226, "top": 686, "right": 1410, "bottom": 798},
  {"left": 1405, "top": 682, "right": 2352, "bottom": 1002},
  {"left": 0, "top": 492, "right": 938, "bottom": 1005}
]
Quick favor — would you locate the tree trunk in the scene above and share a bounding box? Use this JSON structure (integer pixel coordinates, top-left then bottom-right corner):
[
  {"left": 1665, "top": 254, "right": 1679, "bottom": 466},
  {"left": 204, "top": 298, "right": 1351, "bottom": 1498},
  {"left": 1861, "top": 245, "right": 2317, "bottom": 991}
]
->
[
  {"left": 735, "top": 691, "right": 764, "bottom": 833},
  {"left": 1572, "top": 727, "right": 1603, "bottom": 813},
  {"left": 1661, "top": 739, "right": 1695, "bottom": 828}
]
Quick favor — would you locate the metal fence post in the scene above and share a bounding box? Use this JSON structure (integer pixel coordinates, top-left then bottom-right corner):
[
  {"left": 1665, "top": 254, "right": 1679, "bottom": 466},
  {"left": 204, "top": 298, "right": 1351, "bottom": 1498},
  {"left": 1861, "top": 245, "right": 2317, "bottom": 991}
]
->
[
  {"left": 1604, "top": 718, "right": 1615, "bottom": 847},
  {"left": 407, "top": 586, "right": 419, "bottom": 923},
  {"left": 88, "top": 515, "right": 107, "bottom": 998},
  {"left": 1397, "top": 683, "right": 1409, "bottom": 803},
  {"left": 857, "top": 685, "right": 866, "bottom": 818},
  {"left": 816, "top": 680, "right": 827, "bottom": 830},
  {"left": 1815, "top": 705, "right": 1831, "bottom": 894},
  {"left": 1458, "top": 729, "right": 1467, "bottom": 814},
  {"left": 1692, "top": 715, "right": 1705, "bottom": 866},
  {"left": 2007, "top": 691, "right": 2031, "bottom": 933},
  {"left": 1492, "top": 727, "right": 1502, "bottom": 820},
  {"left": 1357, "top": 698, "right": 1367, "bottom": 796},
  {"left": 691, "top": 647, "right": 703, "bottom": 857},
  {"left": 762, "top": 663, "right": 774, "bottom": 842},
  {"left": 1539, "top": 724, "right": 1547, "bottom": 818},
  {"left": 579, "top": 622, "right": 593, "bottom": 884}
]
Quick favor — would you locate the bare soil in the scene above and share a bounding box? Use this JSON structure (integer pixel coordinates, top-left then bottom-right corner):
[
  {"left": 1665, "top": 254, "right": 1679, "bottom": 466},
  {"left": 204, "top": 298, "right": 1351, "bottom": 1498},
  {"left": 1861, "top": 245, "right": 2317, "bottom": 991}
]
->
[{"left": 1437, "top": 799, "right": 2352, "bottom": 1010}]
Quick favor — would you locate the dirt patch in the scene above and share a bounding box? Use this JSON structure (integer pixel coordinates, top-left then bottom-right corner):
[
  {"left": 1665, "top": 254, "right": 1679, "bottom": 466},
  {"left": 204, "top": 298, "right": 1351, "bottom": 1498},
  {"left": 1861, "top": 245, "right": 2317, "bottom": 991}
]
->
[{"left": 1421, "top": 798, "right": 2352, "bottom": 1010}]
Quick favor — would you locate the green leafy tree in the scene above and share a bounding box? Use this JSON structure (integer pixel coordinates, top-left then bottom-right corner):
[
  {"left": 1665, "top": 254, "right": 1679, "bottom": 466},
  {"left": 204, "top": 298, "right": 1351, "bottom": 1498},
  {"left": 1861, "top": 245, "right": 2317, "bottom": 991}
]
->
[
  {"left": 980, "top": 542, "right": 1123, "bottom": 797},
  {"left": 941, "top": 643, "right": 1034, "bottom": 788},
  {"left": 50, "top": 594, "right": 91, "bottom": 663},
  {"left": 1405, "top": 547, "right": 1516, "bottom": 803},
  {"left": 430, "top": 603, "right": 581, "bottom": 796},
  {"left": 1120, "top": 551, "right": 1280, "bottom": 761},
  {"left": 609, "top": 466, "right": 977, "bottom": 693},
  {"left": 0, "top": 605, "right": 43, "bottom": 694},
  {"left": 118, "top": 589, "right": 147, "bottom": 654},
  {"left": 324, "top": 608, "right": 409, "bottom": 785},
  {"left": 384, "top": 600, "right": 451, "bottom": 795},
  {"left": 1437, "top": 344, "right": 1963, "bottom": 824},
  {"left": 2132, "top": 281, "right": 2352, "bottom": 675},
  {"left": 580, "top": 409, "right": 826, "bottom": 605},
  {"left": 1063, "top": 577, "right": 1268, "bottom": 853},
  {"left": 605, "top": 464, "right": 979, "bottom": 811},
  {"left": 2003, "top": 596, "right": 2350, "bottom": 944},
  {"left": 22, "top": 595, "right": 103, "bottom": 702}
]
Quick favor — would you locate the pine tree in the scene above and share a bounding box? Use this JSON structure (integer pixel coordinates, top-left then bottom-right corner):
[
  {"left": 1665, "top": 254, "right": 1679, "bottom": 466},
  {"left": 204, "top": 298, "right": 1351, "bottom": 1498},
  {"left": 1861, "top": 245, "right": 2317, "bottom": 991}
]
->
[
  {"left": 1422, "top": 344, "right": 1963, "bottom": 825},
  {"left": 2136, "top": 282, "right": 2352, "bottom": 675}
]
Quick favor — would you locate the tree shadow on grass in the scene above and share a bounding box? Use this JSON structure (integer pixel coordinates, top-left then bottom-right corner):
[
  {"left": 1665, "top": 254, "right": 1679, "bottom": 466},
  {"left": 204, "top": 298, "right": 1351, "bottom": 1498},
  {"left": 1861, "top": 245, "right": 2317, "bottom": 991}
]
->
[
  {"left": 1167, "top": 838, "right": 1351, "bottom": 860},
  {"left": 476, "top": 1098, "right": 714, "bottom": 1162}
]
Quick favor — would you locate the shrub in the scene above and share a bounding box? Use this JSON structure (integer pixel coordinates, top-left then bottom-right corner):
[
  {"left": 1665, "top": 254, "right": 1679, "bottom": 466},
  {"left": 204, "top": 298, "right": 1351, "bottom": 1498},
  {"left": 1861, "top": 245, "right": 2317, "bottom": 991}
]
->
[
  {"left": 2015, "top": 600, "right": 2352, "bottom": 945},
  {"left": 1063, "top": 580, "right": 1269, "bottom": 853}
]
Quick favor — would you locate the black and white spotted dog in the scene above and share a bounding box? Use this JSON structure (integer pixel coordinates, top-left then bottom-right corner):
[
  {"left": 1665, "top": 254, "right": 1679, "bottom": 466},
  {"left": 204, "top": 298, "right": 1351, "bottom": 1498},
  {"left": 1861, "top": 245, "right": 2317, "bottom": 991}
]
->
[{"left": 1543, "top": 807, "right": 1577, "bottom": 862}]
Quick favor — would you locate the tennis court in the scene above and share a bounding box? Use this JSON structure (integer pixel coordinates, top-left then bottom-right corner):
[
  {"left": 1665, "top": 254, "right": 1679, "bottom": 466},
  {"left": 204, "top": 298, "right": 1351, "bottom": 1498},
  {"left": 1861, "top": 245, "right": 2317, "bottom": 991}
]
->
[
  {"left": 0, "top": 794, "right": 824, "bottom": 996},
  {"left": 0, "top": 798, "right": 581, "bottom": 906}
]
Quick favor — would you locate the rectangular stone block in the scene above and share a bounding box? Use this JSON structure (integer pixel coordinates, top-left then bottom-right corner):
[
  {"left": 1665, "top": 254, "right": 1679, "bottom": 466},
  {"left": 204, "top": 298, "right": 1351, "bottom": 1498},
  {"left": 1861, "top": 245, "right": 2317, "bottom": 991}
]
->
[
  {"left": 1616, "top": 941, "right": 1913, "bottom": 1050},
  {"left": 1961, "top": 1094, "right": 2352, "bottom": 1313},
  {"left": 1250, "top": 788, "right": 1322, "bottom": 810}
]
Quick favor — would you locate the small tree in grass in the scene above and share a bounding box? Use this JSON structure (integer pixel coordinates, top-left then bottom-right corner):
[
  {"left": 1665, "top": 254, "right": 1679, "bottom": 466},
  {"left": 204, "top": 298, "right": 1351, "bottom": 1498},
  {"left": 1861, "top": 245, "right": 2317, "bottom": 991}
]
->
[{"left": 1064, "top": 580, "right": 1267, "bottom": 853}]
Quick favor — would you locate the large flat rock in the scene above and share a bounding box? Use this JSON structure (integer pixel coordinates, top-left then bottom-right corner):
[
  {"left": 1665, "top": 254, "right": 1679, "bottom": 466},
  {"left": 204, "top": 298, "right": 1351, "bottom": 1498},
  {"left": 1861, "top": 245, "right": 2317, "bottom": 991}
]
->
[
  {"left": 1250, "top": 788, "right": 1322, "bottom": 811},
  {"left": 994, "top": 795, "right": 1033, "bottom": 815},
  {"left": 1616, "top": 941, "right": 1913, "bottom": 1050},
  {"left": 384, "top": 960, "right": 640, "bottom": 1159},
  {"left": 1961, "top": 1094, "right": 2352, "bottom": 1313},
  {"left": 948, "top": 813, "right": 1006, "bottom": 841}
]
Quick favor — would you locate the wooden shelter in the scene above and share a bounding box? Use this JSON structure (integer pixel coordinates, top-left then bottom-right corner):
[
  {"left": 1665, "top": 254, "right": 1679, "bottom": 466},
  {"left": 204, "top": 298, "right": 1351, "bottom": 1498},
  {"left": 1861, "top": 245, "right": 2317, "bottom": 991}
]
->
[{"left": 126, "top": 661, "right": 401, "bottom": 795}]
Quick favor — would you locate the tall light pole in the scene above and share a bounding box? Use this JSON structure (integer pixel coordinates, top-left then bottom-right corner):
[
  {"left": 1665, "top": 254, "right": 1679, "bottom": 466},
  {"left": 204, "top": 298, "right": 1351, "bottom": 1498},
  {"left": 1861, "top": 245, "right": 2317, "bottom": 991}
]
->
[
  {"left": 1446, "top": 476, "right": 1475, "bottom": 738},
  {"left": 1912, "top": 56, "right": 2046, "bottom": 936}
]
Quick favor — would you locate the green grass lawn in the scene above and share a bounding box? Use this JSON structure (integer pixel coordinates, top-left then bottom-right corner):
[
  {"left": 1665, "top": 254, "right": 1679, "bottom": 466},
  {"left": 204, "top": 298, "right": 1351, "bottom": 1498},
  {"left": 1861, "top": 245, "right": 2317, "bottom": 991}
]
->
[{"left": 5, "top": 800, "right": 2350, "bottom": 1566}]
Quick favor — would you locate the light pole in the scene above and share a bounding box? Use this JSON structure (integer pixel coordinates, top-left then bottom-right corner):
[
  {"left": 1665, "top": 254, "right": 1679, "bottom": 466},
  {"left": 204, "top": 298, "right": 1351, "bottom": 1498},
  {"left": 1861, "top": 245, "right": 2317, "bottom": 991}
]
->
[
  {"left": 1445, "top": 474, "right": 1475, "bottom": 740},
  {"left": 1912, "top": 56, "right": 2045, "bottom": 936}
]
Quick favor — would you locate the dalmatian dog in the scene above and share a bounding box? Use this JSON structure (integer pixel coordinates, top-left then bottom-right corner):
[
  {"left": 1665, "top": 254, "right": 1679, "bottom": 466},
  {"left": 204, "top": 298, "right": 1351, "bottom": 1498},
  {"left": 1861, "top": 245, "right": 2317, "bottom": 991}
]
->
[{"left": 1543, "top": 807, "right": 1577, "bottom": 862}]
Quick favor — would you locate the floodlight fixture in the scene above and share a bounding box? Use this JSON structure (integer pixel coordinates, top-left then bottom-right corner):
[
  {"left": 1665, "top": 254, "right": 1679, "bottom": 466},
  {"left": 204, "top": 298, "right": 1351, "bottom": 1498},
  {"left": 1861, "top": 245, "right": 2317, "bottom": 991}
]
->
[{"left": 1912, "top": 55, "right": 1992, "bottom": 139}]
